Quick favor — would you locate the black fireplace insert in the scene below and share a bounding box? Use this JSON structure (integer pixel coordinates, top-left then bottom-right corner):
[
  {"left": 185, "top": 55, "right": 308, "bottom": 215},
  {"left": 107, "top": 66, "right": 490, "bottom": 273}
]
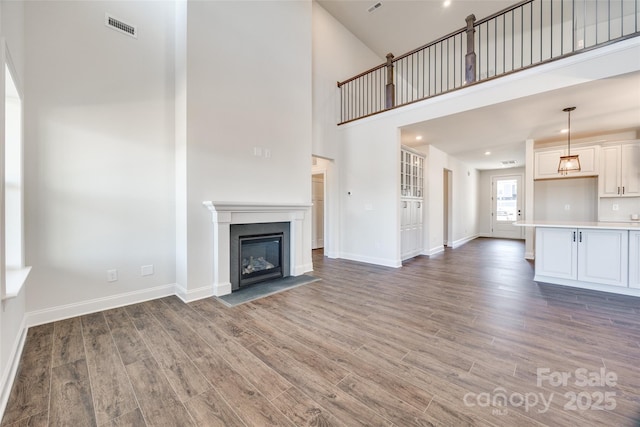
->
[{"left": 239, "top": 233, "right": 283, "bottom": 287}]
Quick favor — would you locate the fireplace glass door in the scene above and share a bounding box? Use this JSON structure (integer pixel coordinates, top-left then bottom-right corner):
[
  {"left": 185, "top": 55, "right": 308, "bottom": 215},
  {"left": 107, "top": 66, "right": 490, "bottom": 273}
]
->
[{"left": 239, "top": 233, "right": 283, "bottom": 287}]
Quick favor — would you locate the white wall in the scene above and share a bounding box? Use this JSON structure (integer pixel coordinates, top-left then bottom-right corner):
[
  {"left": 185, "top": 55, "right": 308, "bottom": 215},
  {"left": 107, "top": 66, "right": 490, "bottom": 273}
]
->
[
  {"left": 0, "top": 0, "right": 27, "bottom": 415},
  {"left": 179, "top": 0, "right": 313, "bottom": 294},
  {"left": 534, "top": 177, "right": 599, "bottom": 222},
  {"left": 24, "top": 1, "right": 177, "bottom": 317},
  {"left": 311, "top": 2, "right": 381, "bottom": 160},
  {"left": 311, "top": 2, "right": 382, "bottom": 259},
  {"left": 339, "top": 122, "right": 400, "bottom": 266},
  {"left": 478, "top": 166, "right": 526, "bottom": 236}
]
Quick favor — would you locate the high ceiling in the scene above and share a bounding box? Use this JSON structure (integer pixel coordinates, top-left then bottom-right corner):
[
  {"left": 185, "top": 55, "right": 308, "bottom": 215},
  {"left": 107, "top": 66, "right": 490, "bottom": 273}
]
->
[
  {"left": 317, "top": 0, "right": 519, "bottom": 59},
  {"left": 317, "top": 0, "right": 640, "bottom": 170}
]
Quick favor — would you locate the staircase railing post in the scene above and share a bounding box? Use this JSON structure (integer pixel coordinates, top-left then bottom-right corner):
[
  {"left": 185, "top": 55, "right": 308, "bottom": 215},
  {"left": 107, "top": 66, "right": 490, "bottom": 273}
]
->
[
  {"left": 385, "top": 53, "right": 395, "bottom": 109},
  {"left": 465, "top": 14, "right": 476, "bottom": 84}
]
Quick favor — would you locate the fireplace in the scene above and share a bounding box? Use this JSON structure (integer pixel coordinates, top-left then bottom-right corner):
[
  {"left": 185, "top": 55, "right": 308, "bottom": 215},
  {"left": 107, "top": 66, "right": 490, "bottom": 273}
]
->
[
  {"left": 203, "top": 201, "right": 313, "bottom": 297},
  {"left": 230, "top": 221, "right": 291, "bottom": 291},
  {"left": 239, "top": 233, "right": 283, "bottom": 287}
]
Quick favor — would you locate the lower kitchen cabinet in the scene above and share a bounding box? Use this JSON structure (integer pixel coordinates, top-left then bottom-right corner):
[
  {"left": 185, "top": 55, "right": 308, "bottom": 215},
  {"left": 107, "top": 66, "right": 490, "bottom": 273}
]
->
[
  {"left": 535, "top": 227, "right": 629, "bottom": 288},
  {"left": 630, "top": 231, "right": 640, "bottom": 289},
  {"left": 577, "top": 228, "right": 628, "bottom": 287}
]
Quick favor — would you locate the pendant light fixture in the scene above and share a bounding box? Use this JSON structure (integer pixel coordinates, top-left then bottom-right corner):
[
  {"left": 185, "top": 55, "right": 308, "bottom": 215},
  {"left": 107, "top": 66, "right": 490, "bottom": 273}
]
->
[{"left": 557, "top": 106, "right": 581, "bottom": 176}]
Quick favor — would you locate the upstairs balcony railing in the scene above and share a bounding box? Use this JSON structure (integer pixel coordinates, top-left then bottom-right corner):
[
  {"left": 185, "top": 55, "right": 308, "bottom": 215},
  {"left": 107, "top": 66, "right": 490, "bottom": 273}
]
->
[{"left": 337, "top": 0, "right": 640, "bottom": 124}]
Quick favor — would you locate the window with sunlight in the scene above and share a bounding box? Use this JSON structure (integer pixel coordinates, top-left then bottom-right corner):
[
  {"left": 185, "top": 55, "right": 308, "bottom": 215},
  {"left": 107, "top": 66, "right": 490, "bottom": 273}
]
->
[{"left": 3, "top": 48, "right": 29, "bottom": 299}]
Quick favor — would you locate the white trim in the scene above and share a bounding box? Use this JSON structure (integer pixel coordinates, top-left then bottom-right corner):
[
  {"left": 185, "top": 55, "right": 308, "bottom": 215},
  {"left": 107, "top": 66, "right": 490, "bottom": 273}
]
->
[
  {"left": 424, "top": 245, "right": 445, "bottom": 256},
  {"left": 0, "top": 315, "right": 27, "bottom": 420},
  {"left": 524, "top": 251, "right": 535, "bottom": 260},
  {"left": 338, "top": 252, "right": 401, "bottom": 268},
  {"left": 3, "top": 266, "right": 31, "bottom": 300},
  {"left": 295, "top": 263, "right": 314, "bottom": 276},
  {"left": 174, "top": 283, "right": 214, "bottom": 303},
  {"left": 534, "top": 275, "right": 640, "bottom": 297},
  {"left": 26, "top": 284, "right": 175, "bottom": 327},
  {"left": 450, "top": 234, "right": 479, "bottom": 248}
]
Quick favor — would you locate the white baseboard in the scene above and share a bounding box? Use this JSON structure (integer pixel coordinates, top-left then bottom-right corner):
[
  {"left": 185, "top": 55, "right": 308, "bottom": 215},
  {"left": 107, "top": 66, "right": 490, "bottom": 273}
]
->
[
  {"left": 0, "top": 316, "right": 27, "bottom": 421},
  {"left": 324, "top": 251, "right": 339, "bottom": 259},
  {"left": 534, "top": 275, "right": 640, "bottom": 297},
  {"left": 339, "top": 252, "right": 401, "bottom": 268},
  {"left": 212, "top": 281, "right": 232, "bottom": 297},
  {"left": 294, "top": 263, "right": 314, "bottom": 276},
  {"left": 174, "top": 283, "right": 214, "bottom": 303},
  {"left": 451, "top": 234, "right": 479, "bottom": 248},
  {"left": 26, "top": 284, "right": 176, "bottom": 327},
  {"left": 423, "top": 245, "right": 444, "bottom": 256}
]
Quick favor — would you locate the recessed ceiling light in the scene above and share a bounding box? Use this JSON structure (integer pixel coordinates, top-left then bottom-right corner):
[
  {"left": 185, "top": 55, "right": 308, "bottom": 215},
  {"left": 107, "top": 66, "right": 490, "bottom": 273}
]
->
[
  {"left": 484, "top": 151, "right": 491, "bottom": 155},
  {"left": 416, "top": 135, "right": 423, "bottom": 141},
  {"left": 443, "top": 0, "right": 451, "bottom": 7},
  {"left": 560, "top": 128, "right": 569, "bottom": 134}
]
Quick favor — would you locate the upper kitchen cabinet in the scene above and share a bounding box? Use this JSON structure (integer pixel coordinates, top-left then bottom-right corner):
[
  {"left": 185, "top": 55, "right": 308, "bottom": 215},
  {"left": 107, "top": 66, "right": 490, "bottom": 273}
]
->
[
  {"left": 599, "top": 141, "right": 640, "bottom": 198},
  {"left": 534, "top": 145, "right": 599, "bottom": 180}
]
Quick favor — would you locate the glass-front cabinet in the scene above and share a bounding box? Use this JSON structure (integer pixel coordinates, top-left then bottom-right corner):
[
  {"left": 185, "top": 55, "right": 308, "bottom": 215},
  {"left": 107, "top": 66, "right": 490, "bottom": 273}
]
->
[
  {"left": 401, "top": 147, "right": 425, "bottom": 261},
  {"left": 401, "top": 149, "right": 424, "bottom": 198}
]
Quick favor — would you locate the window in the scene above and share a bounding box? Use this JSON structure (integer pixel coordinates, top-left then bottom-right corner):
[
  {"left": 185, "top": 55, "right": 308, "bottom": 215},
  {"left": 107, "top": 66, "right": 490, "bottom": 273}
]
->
[{"left": 2, "top": 42, "right": 29, "bottom": 299}]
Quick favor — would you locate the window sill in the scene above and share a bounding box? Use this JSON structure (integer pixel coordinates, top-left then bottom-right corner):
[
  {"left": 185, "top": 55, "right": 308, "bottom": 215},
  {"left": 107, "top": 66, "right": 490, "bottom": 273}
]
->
[{"left": 3, "top": 266, "right": 31, "bottom": 300}]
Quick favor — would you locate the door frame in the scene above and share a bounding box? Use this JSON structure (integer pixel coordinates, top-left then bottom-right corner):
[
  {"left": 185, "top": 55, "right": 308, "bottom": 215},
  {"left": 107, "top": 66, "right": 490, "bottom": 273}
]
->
[
  {"left": 443, "top": 169, "right": 453, "bottom": 247},
  {"left": 311, "top": 170, "right": 326, "bottom": 250},
  {"left": 491, "top": 173, "right": 524, "bottom": 239}
]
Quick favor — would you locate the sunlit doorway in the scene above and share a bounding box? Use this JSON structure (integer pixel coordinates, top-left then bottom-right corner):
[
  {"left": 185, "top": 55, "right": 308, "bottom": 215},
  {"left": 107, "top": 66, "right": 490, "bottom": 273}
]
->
[{"left": 491, "top": 175, "right": 524, "bottom": 239}]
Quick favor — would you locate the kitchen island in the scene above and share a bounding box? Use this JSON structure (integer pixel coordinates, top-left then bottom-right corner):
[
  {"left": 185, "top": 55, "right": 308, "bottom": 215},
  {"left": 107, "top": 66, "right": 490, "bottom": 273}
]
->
[{"left": 516, "top": 221, "right": 640, "bottom": 296}]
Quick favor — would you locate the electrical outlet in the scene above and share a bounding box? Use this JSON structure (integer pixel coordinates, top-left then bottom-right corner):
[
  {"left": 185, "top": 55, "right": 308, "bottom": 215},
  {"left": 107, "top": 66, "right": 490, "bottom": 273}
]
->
[
  {"left": 107, "top": 269, "right": 118, "bottom": 282},
  {"left": 264, "top": 148, "right": 271, "bottom": 158},
  {"left": 612, "top": 204, "right": 619, "bottom": 211},
  {"left": 141, "top": 265, "right": 154, "bottom": 276},
  {"left": 564, "top": 204, "right": 571, "bottom": 211}
]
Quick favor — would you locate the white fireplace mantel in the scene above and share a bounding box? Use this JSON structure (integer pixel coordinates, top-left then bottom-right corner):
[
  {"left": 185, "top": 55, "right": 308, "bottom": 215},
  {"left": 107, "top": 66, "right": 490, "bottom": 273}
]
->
[{"left": 203, "top": 201, "right": 312, "bottom": 296}]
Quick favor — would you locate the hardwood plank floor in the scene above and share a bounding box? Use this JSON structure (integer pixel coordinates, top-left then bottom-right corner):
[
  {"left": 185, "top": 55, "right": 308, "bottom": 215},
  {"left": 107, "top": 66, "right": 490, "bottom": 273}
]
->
[{"left": 2, "top": 238, "right": 640, "bottom": 426}]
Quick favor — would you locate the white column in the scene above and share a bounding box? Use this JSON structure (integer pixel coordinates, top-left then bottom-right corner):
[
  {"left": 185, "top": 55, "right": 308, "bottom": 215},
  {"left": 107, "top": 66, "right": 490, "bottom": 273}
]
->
[
  {"left": 211, "top": 210, "right": 232, "bottom": 296},
  {"left": 524, "top": 139, "right": 535, "bottom": 260}
]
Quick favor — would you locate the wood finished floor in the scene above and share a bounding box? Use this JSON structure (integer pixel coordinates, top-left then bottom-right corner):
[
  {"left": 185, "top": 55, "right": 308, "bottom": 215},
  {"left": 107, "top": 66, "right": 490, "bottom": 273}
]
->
[{"left": 3, "top": 238, "right": 640, "bottom": 426}]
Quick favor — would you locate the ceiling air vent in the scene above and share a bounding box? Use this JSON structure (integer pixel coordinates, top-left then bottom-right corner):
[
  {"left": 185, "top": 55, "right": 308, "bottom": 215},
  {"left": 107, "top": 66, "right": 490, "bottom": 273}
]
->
[
  {"left": 501, "top": 160, "right": 518, "bottom": 167},
  {"left": 368, "top": 2, "right": 383, "bottom": 13},
  {"left": 105, "top": 13, "right": 137, "bottom": 38}
]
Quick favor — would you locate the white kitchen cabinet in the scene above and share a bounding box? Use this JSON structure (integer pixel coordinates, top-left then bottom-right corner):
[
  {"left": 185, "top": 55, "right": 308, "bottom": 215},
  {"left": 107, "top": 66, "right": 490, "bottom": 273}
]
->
[
  {"left": 401, "top": 147, "right": 424, "bottom": 261},
  {"left": 630, "top": 231, "right": 640, "bottom": 289},
  {"left": 535, "top": 227, "right": 628, "bottom": 287},
  {"left": 401, "top": 199, "right": 423, "bottom": 260},
  {"left": 534, "top": 149, "right": 565, "bottom": 180},
  {"left": 599, "top": 142, "right": 640, "bottom": 197},
  {"left": 534, "top": 145, "right": 599, "bottom": 180},
  {"left": 577, "top": 228, "right": 628, "bottom": 287},
  {"left": 535, "top": 227, "right": 578, "bottom": 280}
]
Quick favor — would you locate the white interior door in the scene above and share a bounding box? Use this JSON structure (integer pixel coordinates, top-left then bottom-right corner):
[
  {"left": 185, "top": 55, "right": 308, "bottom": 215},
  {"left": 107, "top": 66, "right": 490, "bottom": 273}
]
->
[
  {"left": 312, "top": 173, "right": 325, "bottom": 249},
  {"left": 491, "top": 175, "right": 524, "bottom": 239}
]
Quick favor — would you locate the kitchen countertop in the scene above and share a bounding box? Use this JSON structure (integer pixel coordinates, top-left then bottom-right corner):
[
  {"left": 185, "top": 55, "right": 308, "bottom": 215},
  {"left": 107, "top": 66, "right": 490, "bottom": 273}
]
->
[{"left": 514, "top": 220, "right": 640, "bottom": 230}]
